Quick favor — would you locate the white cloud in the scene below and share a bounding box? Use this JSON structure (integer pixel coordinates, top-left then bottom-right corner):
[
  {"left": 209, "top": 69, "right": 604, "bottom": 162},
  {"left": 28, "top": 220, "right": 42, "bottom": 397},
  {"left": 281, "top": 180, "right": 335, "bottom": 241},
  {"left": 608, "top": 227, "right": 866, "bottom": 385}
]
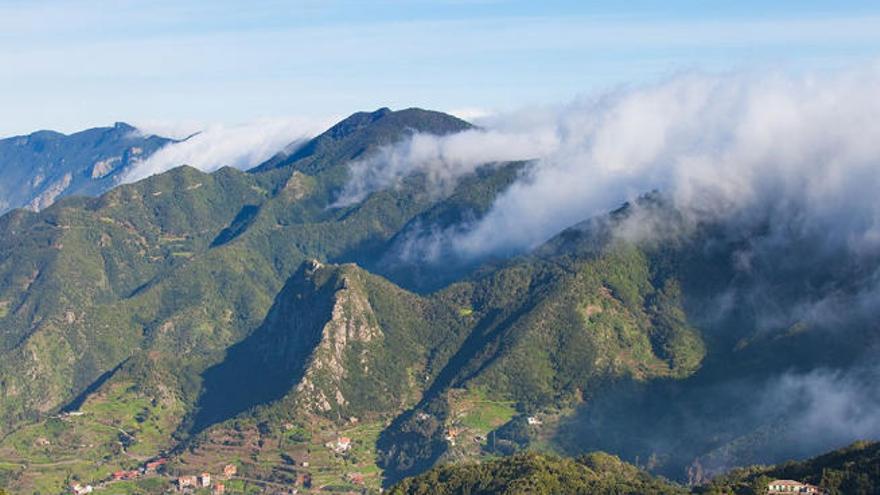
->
[
  {"left": 122, "top": 117, "right": 329, "bottom": 183},
  {"left": 760, "top": 364, "right": 880, "bottom": 451},
  {"left": 458, "top": 66, "right": 880, "bottom": 258},
  {"left": 336, "top": 63, "right": 880, "bottom": 265},
  {"left": 332, "top": 126, "right": 558, "bottom": 207},
  {"left": 446, "top": 107, "right": 494, "bottom": 123}
]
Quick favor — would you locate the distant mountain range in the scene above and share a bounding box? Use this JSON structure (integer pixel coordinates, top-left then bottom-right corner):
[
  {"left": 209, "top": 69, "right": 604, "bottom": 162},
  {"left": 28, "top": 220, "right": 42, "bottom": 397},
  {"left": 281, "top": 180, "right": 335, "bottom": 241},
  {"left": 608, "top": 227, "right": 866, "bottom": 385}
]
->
[
  {"left": 0, "top": 122, "right": 173, "bottom": 213},
  {"left": 0, "top": 108, "right": 876, "bottom": 494}
]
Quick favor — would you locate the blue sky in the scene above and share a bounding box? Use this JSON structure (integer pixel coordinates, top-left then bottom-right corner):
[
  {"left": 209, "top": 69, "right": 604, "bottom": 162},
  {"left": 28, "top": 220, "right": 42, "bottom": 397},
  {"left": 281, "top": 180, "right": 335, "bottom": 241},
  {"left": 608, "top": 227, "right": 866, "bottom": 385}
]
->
[{"left": 2, "top": 0, "right": 880, "bottom": 136}]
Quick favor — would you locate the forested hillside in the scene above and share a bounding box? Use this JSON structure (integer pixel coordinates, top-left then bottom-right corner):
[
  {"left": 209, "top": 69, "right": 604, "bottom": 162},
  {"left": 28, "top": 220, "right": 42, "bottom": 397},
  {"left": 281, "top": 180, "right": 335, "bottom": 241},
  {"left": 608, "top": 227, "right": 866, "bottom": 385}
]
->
[{"left": 392, "top": 441, "right": 880, "bottom": 495}]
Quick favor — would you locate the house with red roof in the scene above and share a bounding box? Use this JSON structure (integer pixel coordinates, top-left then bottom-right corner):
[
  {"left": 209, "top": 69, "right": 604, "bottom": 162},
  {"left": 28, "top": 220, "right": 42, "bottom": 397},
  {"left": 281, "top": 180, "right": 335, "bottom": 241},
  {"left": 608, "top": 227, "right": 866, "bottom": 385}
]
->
[{"left": 767, "top": 479, "right": 826, "bottom": 494}]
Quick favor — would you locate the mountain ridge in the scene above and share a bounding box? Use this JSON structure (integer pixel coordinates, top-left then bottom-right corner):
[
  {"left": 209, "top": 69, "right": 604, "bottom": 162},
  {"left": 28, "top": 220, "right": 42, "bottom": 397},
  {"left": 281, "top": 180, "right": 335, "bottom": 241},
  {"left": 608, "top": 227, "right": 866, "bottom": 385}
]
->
[
  {"left": 251, "top": 107, "right": 473, "bottom": 174},
  {"left": 0, "top": 107, "right": 877, "bottom": 494},
  {"left": 0, "top": 122, "right": 174, "bottom": 213}
]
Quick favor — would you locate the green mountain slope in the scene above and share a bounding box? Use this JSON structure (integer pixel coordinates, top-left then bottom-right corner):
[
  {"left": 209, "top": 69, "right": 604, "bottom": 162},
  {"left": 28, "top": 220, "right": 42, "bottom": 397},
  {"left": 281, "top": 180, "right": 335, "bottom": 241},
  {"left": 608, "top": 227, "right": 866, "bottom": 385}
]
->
[
  {"left": 375, "top": 219, "right": 705, "bottom": 483},
  {"left": 390, "top": 452, "right": 686, "bottom": 495},
  {"left": 390, "top": 441, "right": 880, "bottom": 495},
  {"left": 541, "top": 199, "right": 880, "bottom": 482},
  {"left": 0, "top": 108, "right": 526, "bottom": 492},
  {"left": 0, "top": 108, "right": 877, "bottom": 494}
]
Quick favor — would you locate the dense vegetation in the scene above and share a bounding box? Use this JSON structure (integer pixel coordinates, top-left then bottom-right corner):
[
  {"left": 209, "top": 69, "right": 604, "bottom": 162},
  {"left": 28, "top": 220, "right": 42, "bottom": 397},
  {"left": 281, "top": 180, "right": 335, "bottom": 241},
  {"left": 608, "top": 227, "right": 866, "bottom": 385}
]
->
[
  {"left": 391, "top": 442, "right": 880, "bottom": 495},
  {"left": 390, "top": 452, "right": 686, "bottom": 494}
]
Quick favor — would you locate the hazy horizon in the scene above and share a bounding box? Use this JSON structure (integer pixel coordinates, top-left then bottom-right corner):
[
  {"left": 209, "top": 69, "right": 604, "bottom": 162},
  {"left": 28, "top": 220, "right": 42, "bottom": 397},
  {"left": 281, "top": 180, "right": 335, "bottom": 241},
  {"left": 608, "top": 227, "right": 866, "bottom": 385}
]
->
[{"left": 4, "top": 0, "right": 880, "bottom": 137}]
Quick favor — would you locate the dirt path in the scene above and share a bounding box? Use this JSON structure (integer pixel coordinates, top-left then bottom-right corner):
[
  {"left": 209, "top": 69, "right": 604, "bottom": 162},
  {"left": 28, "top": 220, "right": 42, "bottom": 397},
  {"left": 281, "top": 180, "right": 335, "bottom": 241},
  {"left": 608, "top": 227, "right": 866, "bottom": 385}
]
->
[{"left": 0, "top": 457, "right": 84, "bottom": 468}]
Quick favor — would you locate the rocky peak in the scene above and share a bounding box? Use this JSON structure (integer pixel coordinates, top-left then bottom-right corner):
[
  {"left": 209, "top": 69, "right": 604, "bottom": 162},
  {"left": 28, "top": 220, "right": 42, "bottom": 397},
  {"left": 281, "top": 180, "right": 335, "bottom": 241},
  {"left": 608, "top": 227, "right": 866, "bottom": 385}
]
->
[
  {"left": 249, "top": 107, "right": 473, "bottom": 174},
  {"left": 295, "top": 266, "right": 383, "bottom": 416}
]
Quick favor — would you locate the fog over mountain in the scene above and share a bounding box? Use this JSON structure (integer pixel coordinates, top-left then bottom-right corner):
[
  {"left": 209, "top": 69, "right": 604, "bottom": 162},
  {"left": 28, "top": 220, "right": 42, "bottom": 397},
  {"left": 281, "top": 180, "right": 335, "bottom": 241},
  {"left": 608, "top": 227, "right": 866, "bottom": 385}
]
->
[
  {"left": 324, "top": 66, "right": 880, "bottom": 479},
  {"left": 123, "top": 117, "right": 328, "bottom": 183},
  {"left": 338, "top": 65, "right": 880, "bottom": 264}
]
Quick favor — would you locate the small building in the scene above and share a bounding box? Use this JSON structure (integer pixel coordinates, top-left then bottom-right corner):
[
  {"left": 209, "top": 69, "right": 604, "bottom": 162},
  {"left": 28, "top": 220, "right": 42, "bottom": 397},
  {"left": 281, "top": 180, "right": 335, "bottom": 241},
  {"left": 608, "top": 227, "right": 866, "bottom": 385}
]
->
[
  {"left": 199, "top": 472, "right": 212, "bottom": 487},
  {"left": 145, "top": 458, "right": 167, "bottom": 473},
  {"left": 112, "top": 470, "right": 138, "bottom": 481},
  {"left": 445, "top": 428, "right": 459, "bottom": 446},
  {"left": 348, "top": 472, "right": 365, "bottom": 485},
  {"left": 335, "top": 436, "right": 352, "bottom": 453},
  {"left": 767, "top": 480, "right": 826, "bottom": 494},
  {"left": 212, "top": 483, "right": 226, "bottom": 495},
  {"left": 177, "top": 475, "right": 198, "bottom": 489},
  {"left": 527, "top": 416, "right": 542, "bottom": 426},
  {"left": 70, "top": 483, "right": 93, "bottom": 495},
  {"left": 223, "top": 463, "right": 237, "bottom": 478}
]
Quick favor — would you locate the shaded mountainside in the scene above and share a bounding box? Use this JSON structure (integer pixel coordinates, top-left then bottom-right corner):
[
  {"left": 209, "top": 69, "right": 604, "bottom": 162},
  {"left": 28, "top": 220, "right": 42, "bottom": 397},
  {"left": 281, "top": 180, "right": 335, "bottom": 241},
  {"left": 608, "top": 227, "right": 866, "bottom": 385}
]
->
[
  {"left": 191, "top": 259, "right": 441, "bottom": 431},
  {"left": 0, "top": 123, "right": 173, "bottom": 213},
  {"left": 0, "top": 107, "right": 878, "bottom": 494},
  {"left": 541, "top": 199, "right": 880, "bottom": 482},
  {"left": 375, "top": 235, "right": 705, "bottom": 484}
]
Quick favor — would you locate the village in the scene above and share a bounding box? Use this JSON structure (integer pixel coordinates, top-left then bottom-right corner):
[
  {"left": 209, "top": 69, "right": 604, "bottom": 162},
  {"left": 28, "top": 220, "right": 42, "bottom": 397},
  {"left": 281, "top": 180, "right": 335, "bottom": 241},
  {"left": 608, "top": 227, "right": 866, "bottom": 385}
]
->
[
  {"left": 38, "top": 388, "right": 532, "bottom": 495},
  {"left": 60, "top": 436, "right": 834, "bottom": 495},
  {"left": 63, "top": 431, "right": 377, "bottom": 495},
  {"left": 68, "top": 457, "right": 238, "bottom": 495}
]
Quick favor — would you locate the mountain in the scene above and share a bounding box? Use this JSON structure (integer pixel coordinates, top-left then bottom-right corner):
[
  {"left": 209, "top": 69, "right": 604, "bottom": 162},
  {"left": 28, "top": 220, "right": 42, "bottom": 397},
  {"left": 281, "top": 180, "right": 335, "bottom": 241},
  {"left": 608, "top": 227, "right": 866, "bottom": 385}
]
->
[
  {"left": 251, "top": 107, "right": 473, "bottom": 174},
  {"left": 389, "top": 451, "right": 687, "bottom": 495},
  {"left": 0, "top": 123, "right": 173, "bottom": 213},
  {"left": 0, "top": 107, "right": 510, "bottom": 493},
  {"left": 0, "top": 107, "right": 877, "bottom": 494},
  {"left": 390, "top": 441, "right": 880, "bottom": 495}
]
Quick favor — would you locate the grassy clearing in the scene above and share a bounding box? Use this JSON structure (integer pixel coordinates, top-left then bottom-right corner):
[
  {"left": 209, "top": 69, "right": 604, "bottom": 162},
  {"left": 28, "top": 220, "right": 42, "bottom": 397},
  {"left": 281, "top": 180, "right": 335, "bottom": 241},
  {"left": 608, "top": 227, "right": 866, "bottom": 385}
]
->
[
  {"left": 0, "top": 380, "right": 181, "bottom": 493},
  {"left": 450, "top": 388, "right": 517, "bottom": 433},
  {"left": 303, "top": 419, "right": 385, "bottom": 491},
  {"left": 173, "top": 416, "right": 388, "bottom": 493}
]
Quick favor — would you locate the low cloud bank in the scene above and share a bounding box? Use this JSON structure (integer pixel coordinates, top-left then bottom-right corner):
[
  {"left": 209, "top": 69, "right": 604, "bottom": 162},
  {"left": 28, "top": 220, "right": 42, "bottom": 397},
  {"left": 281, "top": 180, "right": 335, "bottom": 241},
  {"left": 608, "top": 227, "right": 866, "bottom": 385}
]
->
[
  {"left": 694, "top": 362, "right": 880, "bottom": 476},
  {"left": 763, "top": 364, "right": 880, "bottom": 450},
  {"left": 337, "top": 65, "right": 880, "bottom": 264},
  {"left": 122, "top": 117, "right": 327, "bottom": 183},
  {"left": 333, "top": 127, "right": 557, "bottom": 207}
]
